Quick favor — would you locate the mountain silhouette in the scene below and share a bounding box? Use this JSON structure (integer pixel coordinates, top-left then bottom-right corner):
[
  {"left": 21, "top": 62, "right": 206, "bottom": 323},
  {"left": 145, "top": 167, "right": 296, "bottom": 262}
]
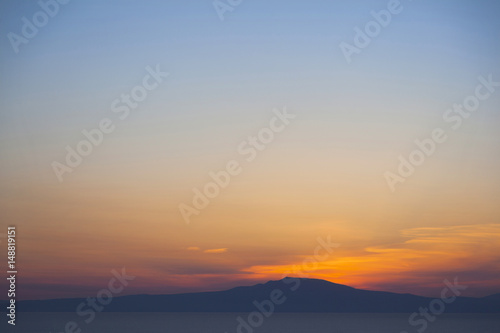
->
[{"left": 4, "top": 278, "right": 500, "bottom": 313}]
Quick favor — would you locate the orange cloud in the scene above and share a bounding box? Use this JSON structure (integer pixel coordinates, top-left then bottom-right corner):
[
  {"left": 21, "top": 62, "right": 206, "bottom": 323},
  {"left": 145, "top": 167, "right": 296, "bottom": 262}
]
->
[
  {"left": 204, "top": 248, "right": 228, "bottom": 254},
  {"left": 244, "top": 224, "right": 500, "bottom": 296}
]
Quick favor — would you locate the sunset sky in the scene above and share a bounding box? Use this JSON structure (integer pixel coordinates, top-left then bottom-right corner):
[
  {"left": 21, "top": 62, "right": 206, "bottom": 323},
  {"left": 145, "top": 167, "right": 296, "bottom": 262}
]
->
[{"left": 1, "top": 0, "right": 500, "bottom": 301}]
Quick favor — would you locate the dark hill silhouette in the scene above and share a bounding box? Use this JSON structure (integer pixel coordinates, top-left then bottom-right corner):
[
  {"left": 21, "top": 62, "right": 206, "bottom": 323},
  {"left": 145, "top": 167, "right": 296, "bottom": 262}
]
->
[
  {"left": 484, "top": 293, "right": 500, "bottom": 301},
  {"left": 4, "top": 278, "right": 500, "bottom": 313}
]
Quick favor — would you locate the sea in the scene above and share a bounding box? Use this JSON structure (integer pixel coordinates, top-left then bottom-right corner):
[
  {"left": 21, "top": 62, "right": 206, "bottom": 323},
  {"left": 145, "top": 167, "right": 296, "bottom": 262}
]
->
[{"left": 4, "top": 313, "right": 499, "bottom": 333}]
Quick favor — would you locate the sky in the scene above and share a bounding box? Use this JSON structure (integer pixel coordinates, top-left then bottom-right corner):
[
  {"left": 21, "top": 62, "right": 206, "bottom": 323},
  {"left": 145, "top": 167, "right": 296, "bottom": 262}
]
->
[{"left": 0, "top": 0, "right": 500, "bottom": 300}]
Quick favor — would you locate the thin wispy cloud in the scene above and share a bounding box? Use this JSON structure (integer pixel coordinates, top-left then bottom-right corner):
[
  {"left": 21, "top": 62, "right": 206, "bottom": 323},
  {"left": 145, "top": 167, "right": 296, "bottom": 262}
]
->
[
  {"left": 245, "top": 224, "right": 500, "bottom": 296},
  {"left": 204, "top": 248, "right": 228, "bottom": 254}
]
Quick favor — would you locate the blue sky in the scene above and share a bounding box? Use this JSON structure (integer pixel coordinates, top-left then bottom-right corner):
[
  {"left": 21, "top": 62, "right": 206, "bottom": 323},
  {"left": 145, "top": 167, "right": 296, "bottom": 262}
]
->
[{"left": 1, "top": 0, "right": 500, "bottom": 299}]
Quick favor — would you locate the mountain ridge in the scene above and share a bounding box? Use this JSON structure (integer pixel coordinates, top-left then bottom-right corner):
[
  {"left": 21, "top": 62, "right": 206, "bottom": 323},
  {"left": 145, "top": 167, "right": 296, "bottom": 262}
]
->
[{"left": 3, "top": 277, "right": 500, "bottom": 313}]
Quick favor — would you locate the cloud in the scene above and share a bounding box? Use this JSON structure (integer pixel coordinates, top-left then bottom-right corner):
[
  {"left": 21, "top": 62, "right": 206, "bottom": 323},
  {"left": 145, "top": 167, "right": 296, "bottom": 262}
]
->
[
  {"left": 187, "top": 247, "right": 200, "bottom": 251},
  {"left": 204, "top": 248, "right": 228, "bottom": 254},
  {"left": 244, "top": 224, "right": 500, "bottom": 297}
]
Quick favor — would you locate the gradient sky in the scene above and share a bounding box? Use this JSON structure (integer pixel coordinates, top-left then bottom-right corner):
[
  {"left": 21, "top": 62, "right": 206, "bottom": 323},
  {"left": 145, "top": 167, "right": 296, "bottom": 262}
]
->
[{"left": 1, "top": 0, "right": 500, "bottom": 300}]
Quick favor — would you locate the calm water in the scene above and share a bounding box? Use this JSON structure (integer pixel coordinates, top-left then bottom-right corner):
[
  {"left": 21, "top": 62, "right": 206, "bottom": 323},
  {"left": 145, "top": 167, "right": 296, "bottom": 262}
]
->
[{"left": 4, "top": 313, "right": 499, "bottom": 333}]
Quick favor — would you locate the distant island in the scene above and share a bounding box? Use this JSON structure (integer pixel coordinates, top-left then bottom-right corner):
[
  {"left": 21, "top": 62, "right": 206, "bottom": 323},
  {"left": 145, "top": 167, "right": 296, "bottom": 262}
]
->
[{"left": 3, "top": 278, "right": 500, "bottom": 313}]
